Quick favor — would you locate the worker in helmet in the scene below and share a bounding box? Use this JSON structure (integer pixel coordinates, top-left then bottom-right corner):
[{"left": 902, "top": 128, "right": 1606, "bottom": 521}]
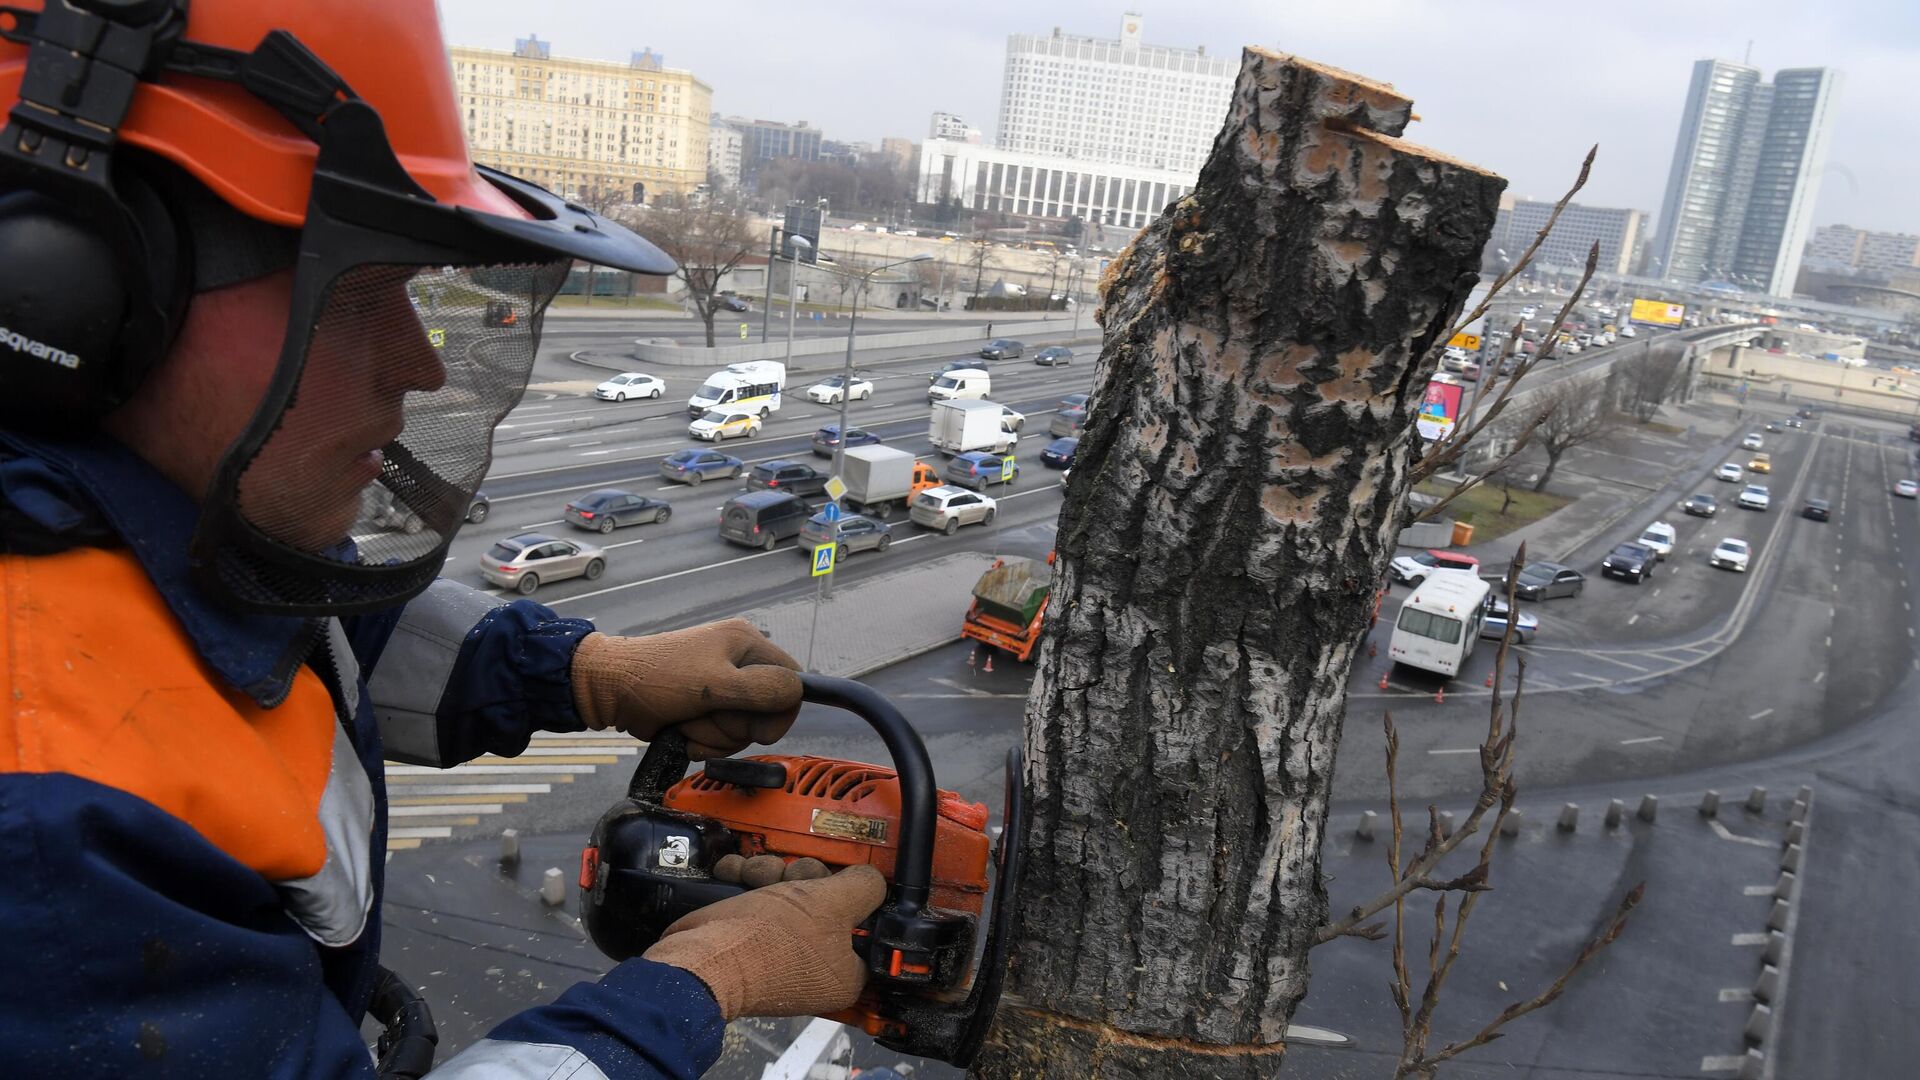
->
[{"left": 0, "top": 2, "right": 882, "bottom": 1076}]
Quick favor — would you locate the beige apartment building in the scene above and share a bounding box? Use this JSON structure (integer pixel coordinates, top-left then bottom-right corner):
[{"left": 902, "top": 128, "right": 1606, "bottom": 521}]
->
[{"left": 448, "top": 36, "right": 711, "bottom": 206}]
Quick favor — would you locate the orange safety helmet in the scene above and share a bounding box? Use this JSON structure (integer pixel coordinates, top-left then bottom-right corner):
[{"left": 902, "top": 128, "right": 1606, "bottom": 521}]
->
[{"left": 0, "top": 0, "right": 674, "bottom": 615}]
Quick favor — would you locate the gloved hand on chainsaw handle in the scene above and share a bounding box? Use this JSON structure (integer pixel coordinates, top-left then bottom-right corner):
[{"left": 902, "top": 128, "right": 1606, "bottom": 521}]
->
[
  {"left": 570, "top": 619, "right": 804, "bottom": 759},
  {"left": 643, "top": 862, "right": 888, "bottom": 1019}
]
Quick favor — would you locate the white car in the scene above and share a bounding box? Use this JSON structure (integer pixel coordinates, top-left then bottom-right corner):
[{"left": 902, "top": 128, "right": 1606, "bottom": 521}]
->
[
  {"left": 1895, "top": 479, "right": 1919, "bottom": 499},
  {"left": 1709, "top": 538, "right": 1751, "bottom": 572},
  {"left": 1619, "top": 325, "right": 1637, "bottom": 338},
  {"left": 999, "top": 405, "right": 1026, "bottom": 433},
  {"left": 687, "top": 409, "right": 761, "bottom": 441},
  {"left": 1715, "top": 463, "right": 1744, "bottom": 483},
  {"left": 1742, "top": 433, "right": 1764, "bottom": 450},
  {"left": 1636, "top": 521, "right": 1677, "bottom": 560},
  {"left": 806, "top": 375, "right": 874, "bottom": 404},
  {"left": 1737, "top": 484, "right": 1771, "bottom": 511},
  {"left": 594, "top": 372, "right": 664, "bottom": 402}
]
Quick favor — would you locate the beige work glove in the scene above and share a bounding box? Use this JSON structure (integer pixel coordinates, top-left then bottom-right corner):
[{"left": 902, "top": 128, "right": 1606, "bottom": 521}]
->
[
  {"left": 643, "top": 863, "right": 888, "bottom": 1019},
  {"left": 570, "top": 620, "right": 803, "bottom": 759}
]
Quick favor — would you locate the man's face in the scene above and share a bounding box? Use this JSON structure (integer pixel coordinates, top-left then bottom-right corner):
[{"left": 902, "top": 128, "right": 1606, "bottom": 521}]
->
[{"left": 235, "top": 265, "right": 445, "bottom": 551}]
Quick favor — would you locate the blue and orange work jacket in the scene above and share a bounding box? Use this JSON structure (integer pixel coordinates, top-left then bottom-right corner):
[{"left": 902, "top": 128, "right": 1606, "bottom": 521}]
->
[{"left": 0, "top": 432, "right": 724, "bottom": 1078}]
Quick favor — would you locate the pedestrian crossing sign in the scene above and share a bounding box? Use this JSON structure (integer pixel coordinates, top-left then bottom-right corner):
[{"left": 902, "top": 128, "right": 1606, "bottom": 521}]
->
[
  {"left": 1001, "top": 454, "right": 1017, "bottom": 482},
  {"left": 810, "top": 543, "right": 836, "bottom": 577},
  {"left": 427, "top": 328, "right": 446, "bottom": 348}
]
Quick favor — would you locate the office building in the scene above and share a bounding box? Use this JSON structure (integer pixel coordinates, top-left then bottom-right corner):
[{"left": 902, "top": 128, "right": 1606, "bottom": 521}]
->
[
  {"left": 729, "top": 118, "right": 823, "bottom": 175},
  {"left": 1492, "top": 199, "right": 1646, "bottom": 276},
  {"left": 707, "top": 116, "right": 743, "bottom": 189},
  {"left": 448, "top": 36, "right": 711, "bottom": 205},
  {"left": 930, "top": 112, "right": 982, "bottom": 144},
  {"left": 998, "top": 13, "right": 1234, "bottom": 175},
  {"left": 880, "top": 137, "right": 918, "bottom": 173},
  {"left": 1651, "top": 60, "right": 1840, "bottom": 295},
  {"left": 1805, "top": 224, "right": 1920, "bottom": 278}
]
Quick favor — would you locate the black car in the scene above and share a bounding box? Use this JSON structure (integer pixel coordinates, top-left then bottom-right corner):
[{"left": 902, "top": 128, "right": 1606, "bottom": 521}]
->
[
  {"left": 718, "top": 294, "right": 750, "bottom": 312},
  {"left": 980, "top": 338, "right": 1025, "bottom": 360},
  {"left": 1601, "top": 542, "right": 1656, "bottom": 583},
  {"left": 564, "top": 489, "right": 671, "bottom": 533},
  {"left": 1764, "top": 422, "right": 1782, "bottom": 433},
  {"left": 1683, "top": 493, "right": 1719, "bottom": 518},
  {"left": 1802, "top": 497, "right": 1831, "bottom": 521},
  {"left": 929, "top": 360, "right": 978, "bottom": 384},
  {"left": 748, "top": 460, "right": 830, "bottom": 499},
  {"left": 1034, "top": 346, "right": 1074, "bottom": 366},
  {"left": 1507, "top": 561, "right": 1585, "bottom": 600},
  {"left": 1040, "top": 436, "right": 1078, "bottom": 469},
  {"left": 1059, "top": 392, "right": 1090, "bottom": 411},
  {"left": 810, "top": 425, "right": 883, "bottom": 458},
  {"left": 466, "top": 490, "right": 491, "bottom": 524}
]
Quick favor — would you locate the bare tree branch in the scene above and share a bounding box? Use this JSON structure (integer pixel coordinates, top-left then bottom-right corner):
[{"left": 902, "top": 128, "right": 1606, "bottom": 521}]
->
[
  {"left": 630, "top": 198, "right": 762, "bottom": 347},
  {"left": 1407, "top": 405, "right": 1551, "bottom": 525},
  {"left": 1437, "top": 146, "right": 1595, "bottom": 351}
]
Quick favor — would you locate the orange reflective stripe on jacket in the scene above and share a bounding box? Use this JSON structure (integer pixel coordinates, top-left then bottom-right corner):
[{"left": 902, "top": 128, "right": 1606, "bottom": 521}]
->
[{"left": 0, "top": 546, "right": 337, "bottom": 880}]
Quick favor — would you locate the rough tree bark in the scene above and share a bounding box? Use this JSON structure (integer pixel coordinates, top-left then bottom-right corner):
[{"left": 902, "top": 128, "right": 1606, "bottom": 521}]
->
[{"left": 974, "top": 49, "right": 1503, "bottom": 1078}]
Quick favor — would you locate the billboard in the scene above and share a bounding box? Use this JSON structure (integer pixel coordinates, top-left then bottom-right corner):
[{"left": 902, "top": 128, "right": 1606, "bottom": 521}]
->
[
  {"left": 1630, "top": 298, "right": 1686, "bottom": 327},
  {"left": 1416, "top": 377, "right": 1466, "bottom": 442},
  {"left": 782, "top": 202, "right": 825, "bottom": 264}
]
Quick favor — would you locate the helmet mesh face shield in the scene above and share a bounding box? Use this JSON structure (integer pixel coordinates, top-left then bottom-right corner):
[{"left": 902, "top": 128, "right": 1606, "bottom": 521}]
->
[{"left": 202, "top": 257, "right": 564, "bottom": 613}]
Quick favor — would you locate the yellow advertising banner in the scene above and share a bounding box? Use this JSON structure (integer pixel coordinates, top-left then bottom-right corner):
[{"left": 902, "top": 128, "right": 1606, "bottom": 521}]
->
[{"left": 1630, "top": 298, "right": 1686, "bottom": 327}]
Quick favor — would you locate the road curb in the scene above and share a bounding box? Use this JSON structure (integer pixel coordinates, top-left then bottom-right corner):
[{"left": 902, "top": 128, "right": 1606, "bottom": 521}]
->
[
  {"left": 1733, "top": 786, "right": 1810, "bottom": 1080},
  {"left": 841, "top": 632, "right": 970, "bottom": 681}
]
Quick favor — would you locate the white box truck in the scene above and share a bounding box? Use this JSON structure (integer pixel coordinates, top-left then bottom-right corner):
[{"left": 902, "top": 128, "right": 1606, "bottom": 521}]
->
[
  {"left": 840, "top": 446, "right": 940, "bottom": 519},
  {"left": 929, "top": 399, "right": 1014, "bottom": 457}
]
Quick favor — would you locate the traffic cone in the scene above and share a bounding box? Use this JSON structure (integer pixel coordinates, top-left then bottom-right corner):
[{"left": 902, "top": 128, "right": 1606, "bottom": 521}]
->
[
  {"left": 1378, "top": 672, "right": 1390, "bottom": 691},
  {"left": 1484, "top": 671, "right": 1495, "bottom": 688},
  {"left": 983, "top": 652, "right": 994, "bottom": 674},
  {"left": 1434, "top": 686, "right": 1446, "bottom": 705}
]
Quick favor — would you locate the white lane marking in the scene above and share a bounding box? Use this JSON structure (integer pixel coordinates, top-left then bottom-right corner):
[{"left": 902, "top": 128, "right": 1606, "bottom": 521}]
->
[
  {"left": 1709, "top": 819, "right": 1775, "bottom": 848},
  {"left": 1742, "top": 885, "right": 1776, "bottom": 897},
  {"left": 1619, "top": 735, "right": 1664, "bottom": 745},
  {"left": 1749, "top": 708, "right": 1775, "bottom": 720},
  {"left": 391, "top": 804, "right": 504, "bottom": 817},
  {"left": 1731, "top": 933, "right": 1768, "bottom": 946},
  {"left": 1826, "top": 636, "right": 1832, "bottom": 648},
  {"left": 542, "top": 545, "right": 792, "bottom": 606},
  {"left": 1427, "top": 748, "right": 1478, "bottom": 756},
  {"left": 389, "top": 826, "right": 455, "bottom": 840},
  {"left": 1651, "top": 587, "right": 1661, "bottom": 597},
  {"left": 570, "top": 440, "right": 604, "bottom": 448},
  {"left": 604, "top": 537, "right": 649, "bottom": 550},
  {"left": 1814, "top": 670, "right": 1826, "bottom": 683},
  {"left": 517, "top": 519, "right": 564, "bottom": 529},
  {"left": 380, "top": 783, "right": 554, "bottom": 795},
  {"left": 1627, "top": 614, "right": 1640, "bottom": 626},
  {"left": 1717, "top": 989, "right": 1756, "bottom": 1004},
  {"left": 580, "top": 449, "right": 617, "bottom": 456},
  {"left": 507, "top": 745, "right": 637, "bottom": 757},
  {"left": 530, "top": 436, "right": 564, "bottom": 443}
]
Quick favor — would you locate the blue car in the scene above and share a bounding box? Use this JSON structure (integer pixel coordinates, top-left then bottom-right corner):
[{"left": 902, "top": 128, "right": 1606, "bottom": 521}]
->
[
  {"left": 810, "top": 424, "right": 885, "bottom": 458},
  {"left": 659, "top": 447, "right": 745, "bottom": 485},
  {"left": 1040, "top": 437, "right": 1077, "bottom": 469},
  {"left": 943, "top": 450, "right": 1019, "bottom": 491}
]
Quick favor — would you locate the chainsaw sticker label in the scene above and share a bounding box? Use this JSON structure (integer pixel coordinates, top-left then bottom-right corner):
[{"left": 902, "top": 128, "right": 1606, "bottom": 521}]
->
[
  {"left": 657, "top": 835, "right": 691, "bottom": 869},
  {"left": 810, "top": 808, "right": 889, "bottom": 844}
]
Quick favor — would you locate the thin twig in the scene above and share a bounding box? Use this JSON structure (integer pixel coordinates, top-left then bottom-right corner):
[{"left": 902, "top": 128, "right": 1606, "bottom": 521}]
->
[
  {"left": 1408, "top": 406, "right": 1550, "bottom": 524},
  {"left": 1436, "top": 146, "right": 1595, "bottom": 351}
]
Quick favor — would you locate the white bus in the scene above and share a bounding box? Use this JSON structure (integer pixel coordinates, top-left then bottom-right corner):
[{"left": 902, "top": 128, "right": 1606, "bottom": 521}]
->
[
  {"left": 1387, "top": 572, "right": 1489, "bottom": 678},
  {"left": 687, "top": 360, "right": 785, "bottom": 418}
]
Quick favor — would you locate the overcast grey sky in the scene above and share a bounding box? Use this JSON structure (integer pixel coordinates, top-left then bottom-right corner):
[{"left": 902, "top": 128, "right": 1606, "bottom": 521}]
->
[{"left": 444, "top": 0, "right": 1920, "bottom": 234}]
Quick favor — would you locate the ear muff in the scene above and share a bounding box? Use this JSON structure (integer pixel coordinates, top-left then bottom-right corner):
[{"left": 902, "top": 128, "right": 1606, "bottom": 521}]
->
[{"left": 0, "top": 165, "right": 191, "bottom": 429}]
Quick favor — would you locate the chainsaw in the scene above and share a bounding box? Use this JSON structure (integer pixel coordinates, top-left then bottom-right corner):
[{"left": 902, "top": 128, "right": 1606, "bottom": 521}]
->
[{"left": 578, "top": 673, "right": 1026, "bottom": 1066}]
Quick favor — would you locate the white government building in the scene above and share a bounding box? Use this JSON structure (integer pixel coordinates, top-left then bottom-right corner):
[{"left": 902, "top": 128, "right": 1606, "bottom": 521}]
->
[{"left": 918, "top": 13, "right": 1234, "bottom": 232}]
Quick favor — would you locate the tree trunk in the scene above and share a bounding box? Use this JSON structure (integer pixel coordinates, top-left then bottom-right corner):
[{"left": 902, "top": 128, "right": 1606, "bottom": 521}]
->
[
  {"left": 1533, "top": 449, "right": 1563, "bottom": 492},
  {"left": 973, "top": 48, "right": 1502, "bottom": 1077}
]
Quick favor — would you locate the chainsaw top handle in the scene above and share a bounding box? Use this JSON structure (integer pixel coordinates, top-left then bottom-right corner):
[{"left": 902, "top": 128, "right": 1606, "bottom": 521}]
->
[{"left": 625, "top": 672, "right": 938, "bottom": 918}]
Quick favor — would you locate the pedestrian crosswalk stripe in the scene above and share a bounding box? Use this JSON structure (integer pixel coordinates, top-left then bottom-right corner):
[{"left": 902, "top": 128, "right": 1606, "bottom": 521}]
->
[
  {"left": 522, "top": 738, "right": 642, "bottom": 748},
  {"left": 386, "top": 764, "right": 600, "bottom": 775},
  {"left": 390, "top": 804, "right": 504, "bottom": 817},
  {"left": 390, "top": 826, "right": 453, "bottom": 839},
  {"left": 388, "top": 815, "right": 481, "bottom": 828},
  {"left": 391, "top": 793, "right": 530, "bottom": 806},
  {"left": 509, "top": 746, "right": 637, "bottom": 757},
  {"left": 382, "top": 781, "right": 559, "bottom": 794},
  {"left": 472, "top": 754, "right": 620, "bottom": 766},
  {"left": 387, "top": 838, "right": 422, "bottom": 851}
]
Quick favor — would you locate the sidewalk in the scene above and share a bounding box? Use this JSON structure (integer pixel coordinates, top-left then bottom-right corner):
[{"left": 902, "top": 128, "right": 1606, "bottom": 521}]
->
[{"left": 741, "top": 551, "right": 1002, "bottom": 677}]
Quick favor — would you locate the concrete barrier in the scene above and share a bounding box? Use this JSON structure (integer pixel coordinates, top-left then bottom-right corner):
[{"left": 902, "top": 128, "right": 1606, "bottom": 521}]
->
[
  {"left": 1397, "top": 517, "right": 1457, "bottom": 549},
  {"left": 1637, "top": 794, "right": 1659, "bottom": 823},
  {"left": 1699, "top": 790, "right": 1721, "bottom": 818},
  {"left": 624, "top": 318, "right": 1064, "bottom": 368},
  {"left": 1604, "top": 799, "right": 1625, "bottom": 829},
  {"left": 1356, "top": 810, "right": 1378, "bottom": 841},
  {"left": 1499, "top": 809, "right": 1522, "bottom": 837},
  {"left": 499, "top": 828, "right": 520, "bottom": 869},
  {"left": 1745, "top": 786, "right": 1768, "bottom": 814},
  {"left": 1557, "top": 803, "right": 1580, "bottom": 832},
  {"left": 540, "top": 867, "right": 566, "bottom": 907}
]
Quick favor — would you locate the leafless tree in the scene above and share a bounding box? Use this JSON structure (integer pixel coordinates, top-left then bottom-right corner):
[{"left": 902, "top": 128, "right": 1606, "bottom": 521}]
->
[
  {"left": 1616, "top": 344, "right": 1686, "bottom": 422},
  {"left": 963, "top": 234, "right": 998, "bottom": 301},
  {"left": 629, "top": 197, "right": 761, "bottom": 346},
  {"left": 1531, "top": 376, "right": 1620, "bottom": 492}
]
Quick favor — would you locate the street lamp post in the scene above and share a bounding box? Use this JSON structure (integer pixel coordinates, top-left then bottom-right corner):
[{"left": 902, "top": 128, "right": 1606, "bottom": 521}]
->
[
  {"left": 825, "top": 252, "right": 932, "bottom": 597},
  {"left": 785, "top": 236, "right": 812, "bottom": 371}
]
